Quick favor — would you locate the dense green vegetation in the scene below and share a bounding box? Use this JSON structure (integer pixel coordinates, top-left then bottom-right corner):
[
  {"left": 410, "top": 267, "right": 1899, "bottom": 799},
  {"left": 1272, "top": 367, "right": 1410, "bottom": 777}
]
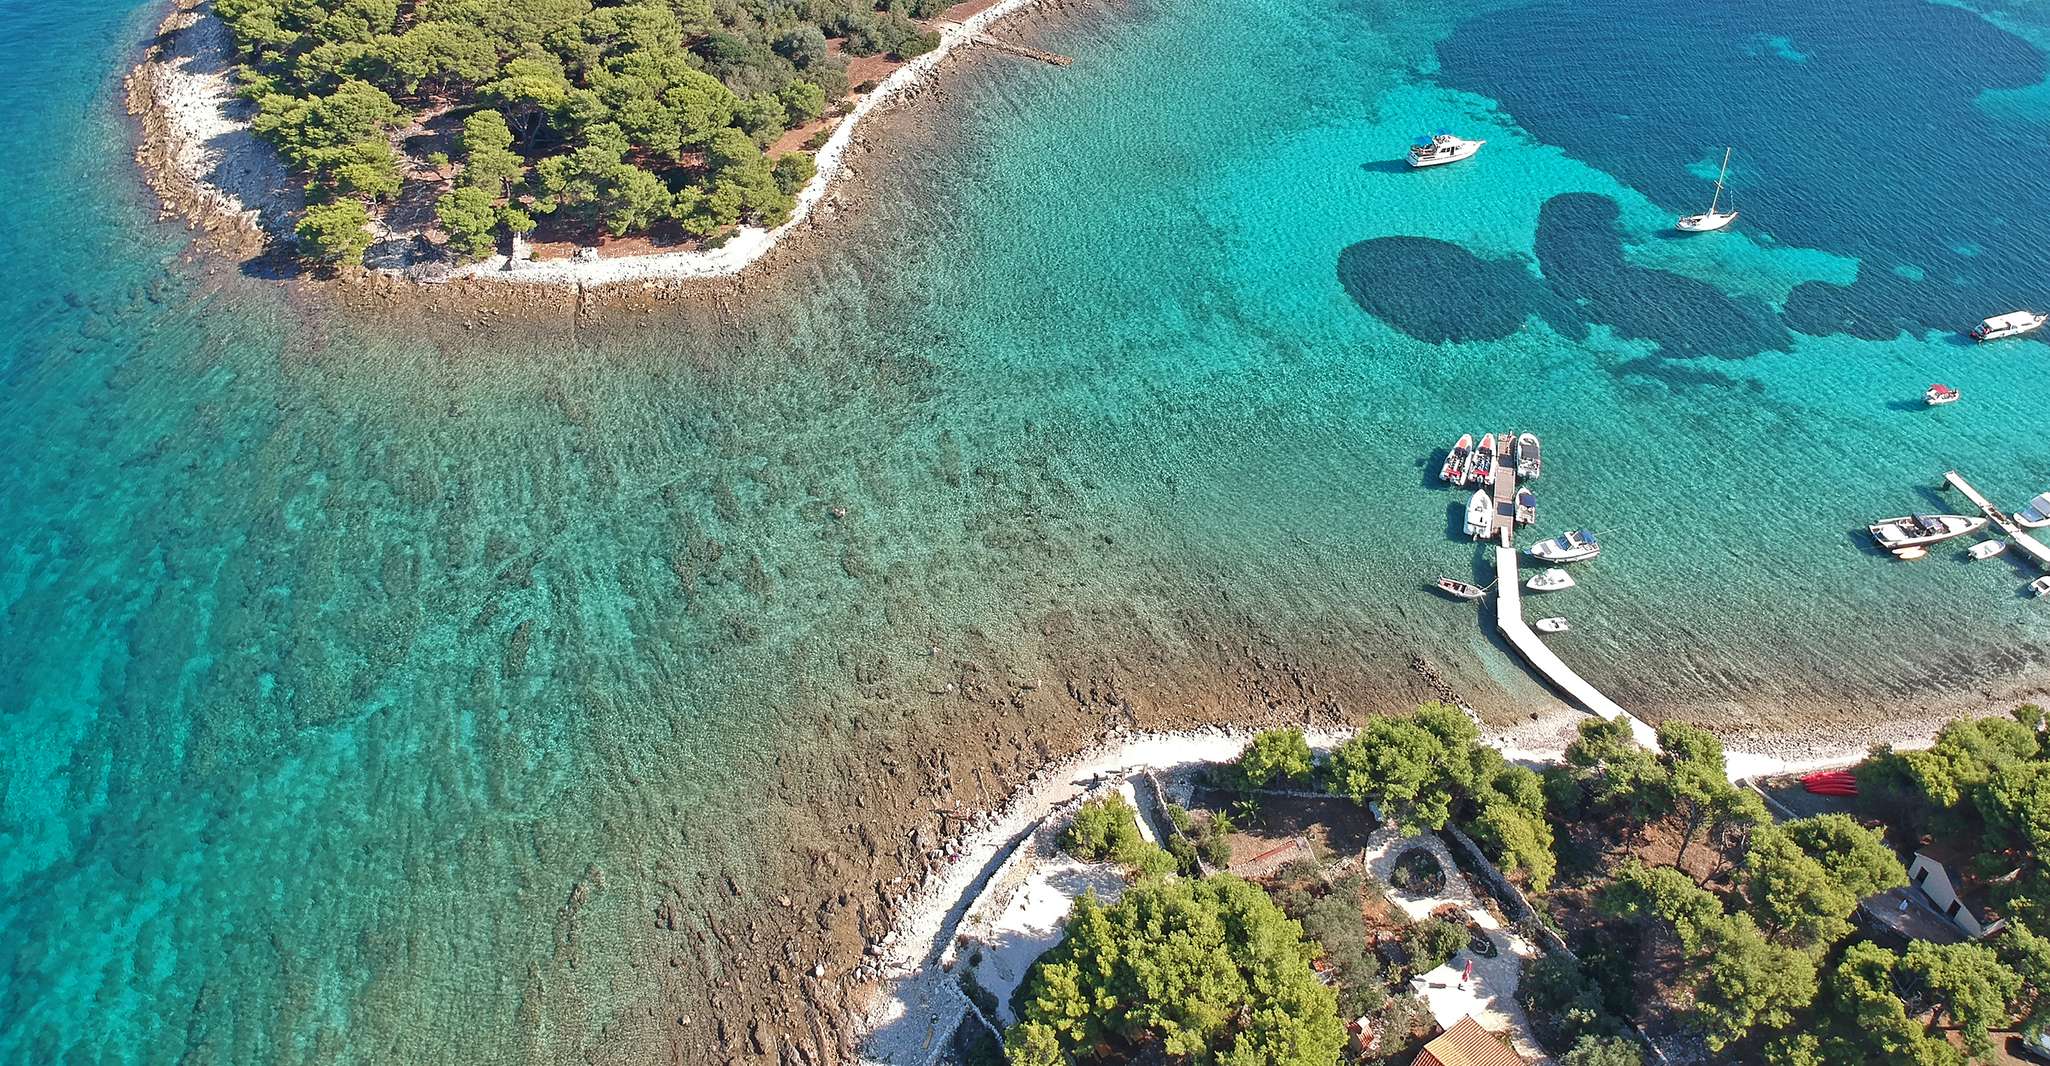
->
[
  {"left": 213, "top": 0, "right": 931, "bottom": 263},
  {"left": 1060, "top": 794, "right": 1177, "bottom": 878},
  {"left": 1022, "top": 706, "right": 2050, "bottom": 1064},
  {"left": 1005, "top": 876, "right": 1348, "bottom": 1066},
  {"left": 1325, "top": 702, "right": 1557, "bottom": 891}
]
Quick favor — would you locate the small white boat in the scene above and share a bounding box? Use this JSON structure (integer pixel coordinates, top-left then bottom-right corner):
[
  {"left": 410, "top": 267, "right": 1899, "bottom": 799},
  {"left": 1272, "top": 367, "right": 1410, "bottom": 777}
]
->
[
  {"left": 1970, "top": 311, "right": 2047, "bottom": 342},
  {"left": 1435, "top": 577, "right": 1486, "bottom": 600},
  {"left": 1924, "top": 383, "right": 1960, "bottom": 406},
  {"left": 2014, "top": 492, "right": 2050, "bottom": 529},
  {"left": 1514, "top": 488, "right": 1536, "bottom": 527},
  {"left": 1515, "top": 432, "right": 1541, "bottom": 480},
  {"left": 1868, "top": 514, "right": 1988, "bottom": 549},
  {"left": 1440, "top": 433, "right": 1474, "bottom": 483},
  {"left": 2032, "top": 576, "right": 2050, "bottom": 598},
  {"left": 1968, "top": 540, "right": 2007, "bottom": 560},
  {"left": 1528, "top": 529, "right": 1600, "bottom": 563},
  {"left": 1676, "top": 147, "right": 1739, "bottom": 232},
  {"left": 1464, "top": 489, "right": 1494, "bottom": 540},
  {"left": 1534, "top": 617, "right": 1570, "bottom": 633},
  {"left": 1409, "top": 132, "right": 1485, "bottom": 168},
  {"left": 1526, "top": 567, "right": 1575, "bottom": 592},
  {"left": 1893, "top": 546, "right": 1928, "bottom": 561}
]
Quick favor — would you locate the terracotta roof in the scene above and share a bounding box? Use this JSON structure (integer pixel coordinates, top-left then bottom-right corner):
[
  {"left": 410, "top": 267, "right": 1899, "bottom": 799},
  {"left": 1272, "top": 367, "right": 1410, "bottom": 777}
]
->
[{"left": 1414, "top": 1017, "right": 1526, "bottom": 1066}]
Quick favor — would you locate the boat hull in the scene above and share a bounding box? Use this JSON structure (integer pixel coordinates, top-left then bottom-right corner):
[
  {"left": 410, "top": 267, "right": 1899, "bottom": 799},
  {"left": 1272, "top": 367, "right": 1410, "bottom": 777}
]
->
[
  {"left": 1970, "top": 313, "right": 2047, "bottom": 341},
  {"left": 1867, "top": 514, "right": 1988, "bottom": 549},
  {"left": 1408, "top": 142, "right": 1484, "bottom": 167},
  {"left": 1676, "top": 210, "right": 1738, "bottom": 232}
]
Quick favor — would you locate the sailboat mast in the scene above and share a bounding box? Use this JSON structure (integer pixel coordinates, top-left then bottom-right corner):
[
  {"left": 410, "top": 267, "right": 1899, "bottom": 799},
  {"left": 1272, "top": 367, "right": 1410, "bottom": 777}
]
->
[{"left": 1707, "top": 146, "right": 1731, "bottom": 215}]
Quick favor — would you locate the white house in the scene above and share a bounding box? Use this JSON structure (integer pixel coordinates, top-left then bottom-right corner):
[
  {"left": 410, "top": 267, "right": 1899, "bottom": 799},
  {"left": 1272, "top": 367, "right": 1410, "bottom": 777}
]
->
[{"left": 1904, "top": 845, "right": 2008, "bottom": 940}]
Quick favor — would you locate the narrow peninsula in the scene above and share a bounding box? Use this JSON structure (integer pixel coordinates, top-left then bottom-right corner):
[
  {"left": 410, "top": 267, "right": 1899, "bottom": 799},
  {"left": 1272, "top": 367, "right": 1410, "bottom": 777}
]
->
[{"left": 128, "top": 0, "right": 1044, "bottom": 285}]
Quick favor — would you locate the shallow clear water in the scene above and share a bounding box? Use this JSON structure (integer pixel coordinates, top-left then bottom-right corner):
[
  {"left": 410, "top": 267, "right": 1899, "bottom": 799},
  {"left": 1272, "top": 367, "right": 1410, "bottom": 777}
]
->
[{"left": 4, "top": 0, "right": 2050, "bottom": 1058}]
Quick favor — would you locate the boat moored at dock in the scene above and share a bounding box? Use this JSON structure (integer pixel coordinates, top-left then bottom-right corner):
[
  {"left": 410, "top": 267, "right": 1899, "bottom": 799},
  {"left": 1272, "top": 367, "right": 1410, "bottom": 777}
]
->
[
  {"left": 2033, "top": 576, "right": 2050, "bottom": 598},
  {"left": 1867, "top": 513, "right": 1988, "bottom": 549},
  {"left": 1515, "top": 433, "right": 1541, "bottom": 479},
  {"left": 1534, "top": 617, "right": 1571, "bottom": 633},
  {"left": 1464, "top": 489, "right": 1495, "bottom": 540},
  {"left": 1434, "top": 577, "right": 1487, "bottom": 600},
  {"left": 1969, "top": 540, "right": 2007, "bottom": 560},
  {"left": 1529, "top": 529, "right": 1600, "bottom": 563},
  {"left": 1515, "top": 488, "right": 1536, "bottom": 526},
  {"left": 1970, "top": 311, "right": 2046, "bottom": 342},
  {"left": 2014, "top": 492, "right": 2050, "bottom": 529},
  {"left": 1440, "top": 434, "right": 1473, "bottom": 483},
  {"left": 1527, "top": 567, "right": 1574, "bottom": 592},
  {"left": 1409, "top": 132, "right": 1484, "bottom": 168}
]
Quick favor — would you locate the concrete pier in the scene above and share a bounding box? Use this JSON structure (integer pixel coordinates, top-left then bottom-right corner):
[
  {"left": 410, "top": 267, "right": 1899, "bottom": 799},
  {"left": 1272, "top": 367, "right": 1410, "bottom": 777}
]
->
[
  {"left": 1493, "top": 544, "right": 1659, "bottom": 748},
  {"left": 1942, "top": 470, "right": 2050, "bottom": 571}
]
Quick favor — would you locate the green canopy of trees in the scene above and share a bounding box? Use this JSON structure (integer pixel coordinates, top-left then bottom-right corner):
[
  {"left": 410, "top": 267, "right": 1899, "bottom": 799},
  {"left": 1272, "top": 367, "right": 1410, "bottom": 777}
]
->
[
  {"left": 1326, "top": 702, "right": 1557, "bottom": 889},
  {"left": 1233, "top": 727, "right": 1314, "bottom": 792},
  {"left": 1006, "top": 876, "right": 1347, "bottom": 1066},
  {"left": 215, "top": 0, "right": 884, "bottom": 263}
]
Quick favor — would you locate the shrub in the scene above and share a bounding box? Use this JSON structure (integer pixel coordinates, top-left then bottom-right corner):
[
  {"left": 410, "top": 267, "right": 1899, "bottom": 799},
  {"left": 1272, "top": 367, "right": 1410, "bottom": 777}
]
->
[
  {"left": 1406, "top": 917, "right": 1467, "bottom": 974},
  {"left": 1060, "top": 794, "right": 1145, "bottom": 863},
  {"left": 294, "top": 200, "right": 374, "bottom": 264},
  {"left": 1234, "top": 727, "right": 1314, "bottom": 792}
]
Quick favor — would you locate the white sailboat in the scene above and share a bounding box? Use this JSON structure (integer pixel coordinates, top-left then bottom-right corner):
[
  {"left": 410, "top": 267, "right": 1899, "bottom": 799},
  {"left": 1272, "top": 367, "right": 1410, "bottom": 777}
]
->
[{"left": 1676, "top": 147, "right": 1739, "bottom": 233}]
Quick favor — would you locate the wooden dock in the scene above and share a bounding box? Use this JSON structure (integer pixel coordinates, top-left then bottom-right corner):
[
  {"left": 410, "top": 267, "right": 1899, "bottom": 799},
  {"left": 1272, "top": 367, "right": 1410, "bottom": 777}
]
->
[
  {"left": 1942, "top": 470, "right": 2050, "bottom": 571},
  {"left": 1493, "top": 545, "right": 1660, "bottom": 748},
  {"left": 1490, "top": 439, "right": 1517, "bottom": 548}
]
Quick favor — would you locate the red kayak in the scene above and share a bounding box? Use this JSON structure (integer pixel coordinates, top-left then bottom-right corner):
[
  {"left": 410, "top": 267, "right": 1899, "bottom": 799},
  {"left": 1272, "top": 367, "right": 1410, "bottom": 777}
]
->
[{"left": 1801, "top": 769, "right": 1858, "bottom": 796}]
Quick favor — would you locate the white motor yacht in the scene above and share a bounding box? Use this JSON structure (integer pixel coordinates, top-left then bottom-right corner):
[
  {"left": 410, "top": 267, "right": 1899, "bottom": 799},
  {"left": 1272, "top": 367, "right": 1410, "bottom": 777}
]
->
[
  {"left": 1515, "top": 432, "right": 1541, "bottom": 480},
  {"left": 2013, "top": 492, "right": 2050, "bottom": 529},
  {"left": 1464, "top": 489, "right": 1494, "bottom": 540},
  {"left": 1528, "top": 529, "right": 1600, "bottom": 563},
  {"left": 1867, "top": 513, "right": 1988, "bottom": 549},
  {"left": 1409, "top": 133, "right": 1485, "bottom": 168},
  {"left": 1970, "top": 311, "right": 2047, "bottom": 342},
  {"left": 1526, "top": 568, "right": 1575, "bottom": 592}
]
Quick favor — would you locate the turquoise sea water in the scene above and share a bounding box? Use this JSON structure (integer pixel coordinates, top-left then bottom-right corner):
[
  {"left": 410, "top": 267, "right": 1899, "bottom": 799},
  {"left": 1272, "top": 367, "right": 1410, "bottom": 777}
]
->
[{"left": 5, "top": 0, "right": 2050, "bottom": 1059}]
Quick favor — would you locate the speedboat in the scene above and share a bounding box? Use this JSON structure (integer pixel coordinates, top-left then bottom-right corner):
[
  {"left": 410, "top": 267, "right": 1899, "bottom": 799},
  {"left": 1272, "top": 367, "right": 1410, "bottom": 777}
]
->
[
  {"left": 1440, "top": 434, "right": 1474, "bottom": 483},
  {"left": 1435, "top": 577, "right": 1486, "bottom": 600},
  {"left": 1528, "top": 529, "right": 1599, "bottom": 563},
  {"left": 1534, "top": 617, "right": 1570, "bottom": 633},
  {"left": 1676, "top": 147, "right": 1739, "bottom": 233},
  {"left": 1464, "top": 489, "right": 1494, "bottom": 540},
  {"left": 1515, "top": 432, "right": 1541, "bottom": 480},
  {"left": 1867, "top": 513, "right": 1988, "bottom": 549},
  {"left": 1970, "top": 311, "right": 2047, "bottom": 342},
  {"left": 2013, "top": 492, "right": 2050, "bottom": 529},
  {"left": 1467, "top": 434, "right": 1496, "bottom": 485},
  {"left": 1515, "top": 488, "right": 1536, "bottom": 527},
  {"left": 1924, "top": 384, "right": 1960, "bottom": 406},
  {"left": 1968, "top": 540, "right": 2007, "bottom": 560},
  {"left": 1526, "top": 567, "right": 1574, "bottom": 592},
  {"left": 2033, "top": 576, "right": 2050, "bottom": 598},
  {"left": 1409, "top": 132, "right": 1485, "bottom": 168}
]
